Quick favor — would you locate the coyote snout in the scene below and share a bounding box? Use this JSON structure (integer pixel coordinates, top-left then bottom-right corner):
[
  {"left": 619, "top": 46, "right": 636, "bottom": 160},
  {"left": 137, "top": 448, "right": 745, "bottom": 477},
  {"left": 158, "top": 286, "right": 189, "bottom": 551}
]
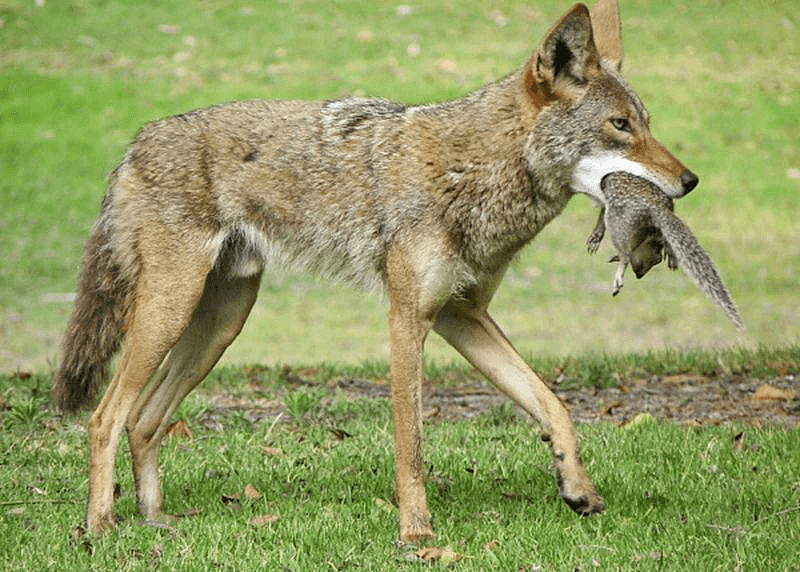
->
[
  {"left": 680, "top": 169, "right": 700, "bottom": 194},
  {"left": 572, "top": 135, "right": 698, "bottom": 204}
]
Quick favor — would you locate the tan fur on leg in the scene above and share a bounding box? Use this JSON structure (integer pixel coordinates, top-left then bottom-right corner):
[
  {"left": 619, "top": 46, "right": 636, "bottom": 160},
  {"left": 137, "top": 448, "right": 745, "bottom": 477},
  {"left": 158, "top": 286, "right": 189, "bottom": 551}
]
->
[
  {"left": 434, "top": 299, "right": 604, "bottom": 515},
  {"left": 86, "top": 241, "right": 213, "bottom": 531},
  {"left": 126, "top": 271, "right": 262, "bottom": 519}
]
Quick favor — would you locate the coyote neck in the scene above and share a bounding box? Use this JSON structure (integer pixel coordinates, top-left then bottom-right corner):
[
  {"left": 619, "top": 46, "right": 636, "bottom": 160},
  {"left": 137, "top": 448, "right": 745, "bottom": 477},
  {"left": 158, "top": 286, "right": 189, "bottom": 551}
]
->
[{"left": 408, "top": 73, "right": 574, "bottom": 271}]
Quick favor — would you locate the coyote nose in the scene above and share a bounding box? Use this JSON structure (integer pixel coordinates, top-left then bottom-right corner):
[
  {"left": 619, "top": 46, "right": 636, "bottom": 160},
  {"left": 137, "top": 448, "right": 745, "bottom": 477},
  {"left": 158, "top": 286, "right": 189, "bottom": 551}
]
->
[{"left": 680, "top": 170, "right": 699, "bottom": 194}]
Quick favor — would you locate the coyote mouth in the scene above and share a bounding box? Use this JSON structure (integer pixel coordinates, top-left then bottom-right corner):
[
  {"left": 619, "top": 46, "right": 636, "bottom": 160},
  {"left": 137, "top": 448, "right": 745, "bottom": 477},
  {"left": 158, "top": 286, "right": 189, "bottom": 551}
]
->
[{"left": 571, "top": 153, "right": 682, "bottom": 202}]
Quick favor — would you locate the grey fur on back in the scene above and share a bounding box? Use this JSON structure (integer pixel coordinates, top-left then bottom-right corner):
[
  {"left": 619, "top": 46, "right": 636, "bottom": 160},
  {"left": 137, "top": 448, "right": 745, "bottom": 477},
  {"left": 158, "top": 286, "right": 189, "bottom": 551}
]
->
[{"left": 598, "top": 172, "right": 743, "bottom": 329}]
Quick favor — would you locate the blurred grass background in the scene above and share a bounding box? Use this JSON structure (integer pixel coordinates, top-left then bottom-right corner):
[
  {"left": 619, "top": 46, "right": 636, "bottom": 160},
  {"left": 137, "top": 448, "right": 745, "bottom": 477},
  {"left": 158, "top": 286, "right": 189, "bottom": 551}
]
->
[{"left": 0, "top": 0, "right": 798, "bottom": 373}]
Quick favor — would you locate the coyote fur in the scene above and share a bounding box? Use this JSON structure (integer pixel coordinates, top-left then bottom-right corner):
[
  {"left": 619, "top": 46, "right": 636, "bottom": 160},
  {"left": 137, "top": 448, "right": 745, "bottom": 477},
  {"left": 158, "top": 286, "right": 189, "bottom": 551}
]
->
[
  {"left": 588, "top": 172, "right": 743, "bottom": 328},
  {"left": 53, "top": 0, "right": 699, "bottom": 541}
]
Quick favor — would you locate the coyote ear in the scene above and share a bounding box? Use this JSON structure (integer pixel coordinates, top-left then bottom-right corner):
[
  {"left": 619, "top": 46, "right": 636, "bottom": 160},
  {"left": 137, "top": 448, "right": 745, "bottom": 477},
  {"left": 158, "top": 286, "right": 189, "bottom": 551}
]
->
[
  {"left": 527, "top": 4, "right": 600, "bottom": 100},
  {"left": 589, "top": 0, "right": 622, "bottom": 71}
]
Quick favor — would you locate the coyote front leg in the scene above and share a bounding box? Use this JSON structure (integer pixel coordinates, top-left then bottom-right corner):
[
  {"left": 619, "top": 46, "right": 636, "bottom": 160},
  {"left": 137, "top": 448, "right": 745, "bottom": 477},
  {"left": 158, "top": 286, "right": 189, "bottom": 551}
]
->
[
  {"left": 434, "top": 301, "right": 604, "bottom": 515},
  {"left": 385, "top": 246, "right": 441, "bottom": 542}
]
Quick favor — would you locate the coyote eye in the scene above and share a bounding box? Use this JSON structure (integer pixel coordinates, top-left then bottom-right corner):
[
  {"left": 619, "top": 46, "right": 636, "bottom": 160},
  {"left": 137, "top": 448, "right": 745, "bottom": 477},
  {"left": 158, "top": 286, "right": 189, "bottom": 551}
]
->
[{"left": 610, "top": 117, "right": 632, "bottom": 133}]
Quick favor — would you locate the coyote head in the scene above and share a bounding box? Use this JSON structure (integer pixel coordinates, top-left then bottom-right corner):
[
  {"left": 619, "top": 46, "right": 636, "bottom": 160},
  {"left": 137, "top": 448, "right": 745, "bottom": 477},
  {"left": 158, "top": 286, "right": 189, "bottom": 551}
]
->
[{"left": 522, "top": 0, "right": 698, "bottom": 203}]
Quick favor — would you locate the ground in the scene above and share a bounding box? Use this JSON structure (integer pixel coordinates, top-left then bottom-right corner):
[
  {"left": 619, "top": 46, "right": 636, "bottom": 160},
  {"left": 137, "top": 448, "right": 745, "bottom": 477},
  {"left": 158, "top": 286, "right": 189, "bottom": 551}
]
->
[{"left": 205, "top": 371, "right": 800, "bottom": 429}]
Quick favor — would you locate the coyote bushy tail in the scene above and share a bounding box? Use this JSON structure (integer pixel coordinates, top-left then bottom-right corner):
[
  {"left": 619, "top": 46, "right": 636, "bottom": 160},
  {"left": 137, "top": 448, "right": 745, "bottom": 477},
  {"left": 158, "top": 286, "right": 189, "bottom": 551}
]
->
[{"left": 52, "top": 181, "right": 137, "bottom": 413}]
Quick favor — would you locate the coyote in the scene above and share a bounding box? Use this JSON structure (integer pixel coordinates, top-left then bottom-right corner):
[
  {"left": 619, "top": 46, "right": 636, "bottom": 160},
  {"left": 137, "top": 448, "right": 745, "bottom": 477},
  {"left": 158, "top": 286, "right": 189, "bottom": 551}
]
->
[
  {"left": 54, "top": 0, "right": 699, "bottom": 541},
  {"left": 588, "top": 172, "right": 743, "bottom": 328}
]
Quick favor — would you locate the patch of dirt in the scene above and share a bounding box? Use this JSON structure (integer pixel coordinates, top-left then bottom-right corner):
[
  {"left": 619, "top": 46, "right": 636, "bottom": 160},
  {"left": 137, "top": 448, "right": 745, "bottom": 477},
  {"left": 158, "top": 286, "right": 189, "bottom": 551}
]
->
[
  {"left": 209, "top": 373, "right": 800, "bottom": 429},
  {"left": 557, "top": 375, "right": 799, "bottom": 428},
  {"left": 339, "top": 375, "right": 800, "bottom": 428}
]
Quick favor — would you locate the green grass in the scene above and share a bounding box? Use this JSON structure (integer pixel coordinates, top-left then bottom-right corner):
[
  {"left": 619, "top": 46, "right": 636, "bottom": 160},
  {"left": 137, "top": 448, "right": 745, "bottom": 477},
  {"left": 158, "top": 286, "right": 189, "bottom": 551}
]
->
[
  {"left": 1, "top": 3, "right": 799, "bottom": 566},
  {"left": 0, "top": 0, "right": 798, "bottom": 372},
  {"left": 1, "top": 365, "right": 799, "bottom": 571}
]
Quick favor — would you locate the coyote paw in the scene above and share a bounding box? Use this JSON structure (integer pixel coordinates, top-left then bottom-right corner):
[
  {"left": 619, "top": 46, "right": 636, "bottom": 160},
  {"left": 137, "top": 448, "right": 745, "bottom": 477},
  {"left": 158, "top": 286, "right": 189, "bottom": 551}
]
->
[
  {"left": 562, "top": 490, "right": 606, "bottom": 515},
  {"left": 556, "top": 467, "right": 605, "bottom": 516},
  {"left": 399, "top": 506, "right": 434, "bottom": 542},
  {"left": 141, "top": 511, "right": 178, "bottom": 528},
  {"left": 586, "top": 234, "right": 603, "bottom": 254},
  {"left": 399, "top": 520, "right": 435, "bottom": 542},
  {"left": 86, "top": 511, "right": 121, "bottom": 533}
]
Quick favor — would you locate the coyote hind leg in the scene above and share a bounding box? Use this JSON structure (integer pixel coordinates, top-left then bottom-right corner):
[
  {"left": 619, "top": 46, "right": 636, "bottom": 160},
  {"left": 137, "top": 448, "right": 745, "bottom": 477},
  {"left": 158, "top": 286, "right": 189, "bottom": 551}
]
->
[
  {"left": 126, "top": 269, "right": 262, "bottom": 520},
  {"left": 434, "top": 300, "right": 604, "bottom": 515},
  {"left": 86, "top": 251, "right": 213, "bottom": 532}
]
